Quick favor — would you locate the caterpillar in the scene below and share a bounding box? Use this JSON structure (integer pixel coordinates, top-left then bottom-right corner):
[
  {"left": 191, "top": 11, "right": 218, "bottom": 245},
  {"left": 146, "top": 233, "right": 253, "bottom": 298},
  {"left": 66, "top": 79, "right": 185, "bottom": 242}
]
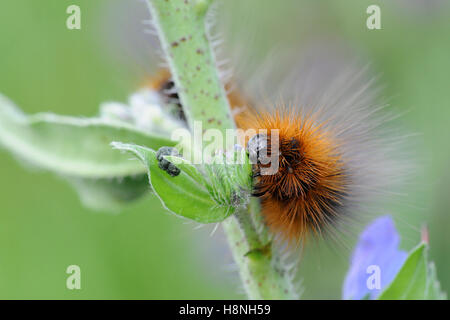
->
[
  {"left": 145, "top": 55, "right": 404, "bottom": 245},
  {"left": 104, "top": 0, "right": 405, "bottom": 245},
  {"left": 241, "top": 110, "right": 348, "bottom": 242}
]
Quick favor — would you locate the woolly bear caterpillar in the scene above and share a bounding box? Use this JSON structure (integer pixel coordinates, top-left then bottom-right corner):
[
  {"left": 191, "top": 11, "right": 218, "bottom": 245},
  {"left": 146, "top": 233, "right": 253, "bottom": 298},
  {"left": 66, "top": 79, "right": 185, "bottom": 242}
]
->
[
  {"left": 145, "top": 52, "right": 405, "bottom": 246},
  {"left": 103, "top": 0, "right": 407, "bottom": 246}
]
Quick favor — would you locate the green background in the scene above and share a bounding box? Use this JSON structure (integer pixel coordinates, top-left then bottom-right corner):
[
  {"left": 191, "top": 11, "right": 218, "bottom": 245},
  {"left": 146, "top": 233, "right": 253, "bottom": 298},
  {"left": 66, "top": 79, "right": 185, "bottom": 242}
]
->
[{"left": 0, "top": 0, "right": 449, "bottom": 299}]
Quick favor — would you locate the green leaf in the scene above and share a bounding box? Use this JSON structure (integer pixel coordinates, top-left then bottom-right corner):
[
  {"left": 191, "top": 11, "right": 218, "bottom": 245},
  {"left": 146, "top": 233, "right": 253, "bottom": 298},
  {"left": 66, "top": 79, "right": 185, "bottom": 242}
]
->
[
  {"left": 0, "top": 94, "right": 175, "bottom": 209},
  {"left": 378, "top": 242, "right": 446, "bottom": 300},
  {"left": 168, "top": 149, "right": 253, "bottom": 208},
  {"left": 0, "top": 94, "right": 176, "bottom": 178},
  {"left": 200, "top": 149, "right": 253, "bottom": 208},
  {"left": 163, "top": 155, "right": 207, "bottom": 185},
  {"left": 67, "top": 175, "right": 149, "bottom": 212},
  {"left": 425, "top": 262, "right": 447, "bottom": 300},
  {"left": 112, "top": 142, "right": 235, "bottom": 223}
]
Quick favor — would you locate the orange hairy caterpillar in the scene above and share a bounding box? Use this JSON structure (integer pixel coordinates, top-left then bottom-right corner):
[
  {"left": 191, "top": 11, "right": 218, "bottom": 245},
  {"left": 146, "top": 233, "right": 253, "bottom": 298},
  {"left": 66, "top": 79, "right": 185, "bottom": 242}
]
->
[
  {"left": 147, "top": 51, "right": 403, "bottom": 245},
  {"left": 227, "top": 46, "right": 405, "bottom": 245},
  {"left": 105, "top": 0, "right": 406, "bottom": 247},
  {"left": 241, "top": 109, "right": 348, "bottom": 242}
]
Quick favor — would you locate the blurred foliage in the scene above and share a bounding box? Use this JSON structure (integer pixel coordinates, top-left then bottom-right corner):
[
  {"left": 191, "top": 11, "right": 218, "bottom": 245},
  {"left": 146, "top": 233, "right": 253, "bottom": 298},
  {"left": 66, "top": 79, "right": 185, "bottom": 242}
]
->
[
  {"left": 379, "top": 243, "right": 446, "bottom": 300},
  {"left": 0, "top": 0, "right": 449, "bottom": 299}
]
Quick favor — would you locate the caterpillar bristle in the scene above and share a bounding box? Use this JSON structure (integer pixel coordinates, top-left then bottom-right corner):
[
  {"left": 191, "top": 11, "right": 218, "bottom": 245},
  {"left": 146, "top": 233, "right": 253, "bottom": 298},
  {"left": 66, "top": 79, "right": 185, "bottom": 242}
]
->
[{"left": 243, "top": 109, "right": 349, "bottom": 243}]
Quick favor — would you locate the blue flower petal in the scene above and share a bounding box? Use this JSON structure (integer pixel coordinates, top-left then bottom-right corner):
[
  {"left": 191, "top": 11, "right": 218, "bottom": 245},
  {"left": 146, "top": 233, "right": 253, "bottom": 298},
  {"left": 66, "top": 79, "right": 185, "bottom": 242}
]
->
[{"left": 342, "top": 215, "right": 408, "bottom": 300}]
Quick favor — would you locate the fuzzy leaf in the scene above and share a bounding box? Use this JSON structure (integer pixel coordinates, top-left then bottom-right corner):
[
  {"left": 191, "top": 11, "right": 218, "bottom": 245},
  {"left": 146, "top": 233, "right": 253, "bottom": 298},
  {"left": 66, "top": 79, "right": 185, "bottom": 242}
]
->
[
  {"left": 378, "top": 243, "right": 446, "bottom": 300},
  {"left": 163, "top": 155, "right": 208, "bottom": 185},
  {"left": 425, "top": 262, "right": 446, "bottom": 300},
  {"left": 0, "top": 94, "right": 175, "bottom": 209},
  {"left": 67, "top": 175, "right": 149, "bottom": 212},
  {"left": 112, "top": 142, "right": 235, "bottom": 223},
  {"left": 0, "top": 94, "right": 175, "bottom": 177}
]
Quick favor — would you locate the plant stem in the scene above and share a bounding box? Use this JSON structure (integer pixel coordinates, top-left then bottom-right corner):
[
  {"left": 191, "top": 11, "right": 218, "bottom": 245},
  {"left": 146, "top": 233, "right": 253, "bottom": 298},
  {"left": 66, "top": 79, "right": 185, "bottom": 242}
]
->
[
  {"left": 146, "top": 0, "right": 234, "bottom": 135},
  {"left": 223, "top": 199, "right": 298, "bottom": 299},
  {"left": 147, "top": 0, "right": 298, "bottom": 299}
]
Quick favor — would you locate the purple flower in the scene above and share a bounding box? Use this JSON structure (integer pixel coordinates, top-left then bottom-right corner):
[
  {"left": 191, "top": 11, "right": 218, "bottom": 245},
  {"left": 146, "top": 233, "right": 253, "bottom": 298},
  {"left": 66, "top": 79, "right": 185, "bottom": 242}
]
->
[{"left": 342, "top": 215, "right": 408, "bottom": 300}]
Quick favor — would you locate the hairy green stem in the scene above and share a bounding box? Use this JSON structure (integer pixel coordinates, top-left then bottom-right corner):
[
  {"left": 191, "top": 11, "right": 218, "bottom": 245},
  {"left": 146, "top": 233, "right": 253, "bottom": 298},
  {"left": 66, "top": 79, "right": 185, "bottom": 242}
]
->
[
  {"left": 147, "top": 0, "right": 234, "bottom": 135},
  {"left": 223, "top": 199, "right": 297, "bottom": 299},
  {"left": 147, "top": 0, "right": 298, "bottom": 299}
]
